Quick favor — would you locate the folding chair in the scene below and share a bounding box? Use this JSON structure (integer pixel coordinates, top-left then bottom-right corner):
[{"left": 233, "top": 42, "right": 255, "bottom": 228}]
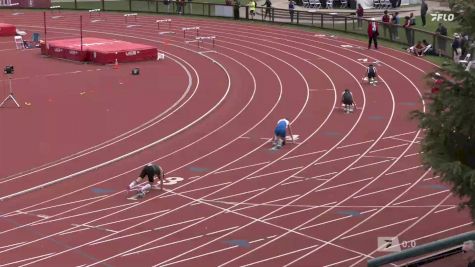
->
[
  {"left": 459, "top": 53, "right": 471, "bottom": 68},
  {"left": 340, "top": 0, "right": 348, "bottom": 8},
  {"left": 302, "top": 0, "right": 310, "bottom": 8},
  {"left": 14, "top": 36, "right": 24, "bottom": 49},
  {"left": 309, "top": 0, "right": 321, "bottom": 8},
  {"left": 326, "top": 0, "right": 333, "bottom": 8},
  {"left": 382, "top": 0, "right": 391, "bottom": 8},
  {"left": 373, "top": 0, "right": 381, "bottom": 8}
]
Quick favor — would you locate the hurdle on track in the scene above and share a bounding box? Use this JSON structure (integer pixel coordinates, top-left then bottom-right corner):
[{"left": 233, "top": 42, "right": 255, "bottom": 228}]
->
[
  {"left": 124, "top": 13, "right": 138, "bottom": 23},
  {"left": 50, "top": 5, "right": 61, "bottom": 14},
  {"left": 89, "top": 9, "right": 101, "bottom": 19},
  {"left": 182, "top": 26, "right": 199, "bottom": 39},
  {"left": 195, "top": 36, "right": 216, "bottom": 48},
  {"left": 156, "top": 19, "right": 171, "bottom": 30}
]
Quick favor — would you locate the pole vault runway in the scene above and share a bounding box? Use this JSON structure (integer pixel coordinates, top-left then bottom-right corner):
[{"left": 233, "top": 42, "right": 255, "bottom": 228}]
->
[{"left": 0, "top": 10, "right": 472, "bottom": 267}]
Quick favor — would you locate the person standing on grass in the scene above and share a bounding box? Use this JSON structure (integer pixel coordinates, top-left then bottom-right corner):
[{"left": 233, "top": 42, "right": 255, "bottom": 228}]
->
[
  {"left": 453, "top": 33, "right": 462, "bottom": 63},
  {"left": 367, "top": 18, "right": 379, "bottom": 49},
  {"left": 420, "top": 0, "right": 428, "bottom": 26},
  {"left": 128, "top": 163, "right": 164, "bottom": 198},
  {"left": 288, "top": 0, "right": 296, "bottom": 23},
  {"left": 262, "top": 0, "right": 272, "bottom": 21},
  {"left": 382, "top": 10, "right": 390, "bottom": 39},
  {"left": 356, "top": 4, "right": 363, "bottom": 29},
  {"left": 403, "top": 15, "right": 413, "bottom": 46},
  {"left": 435, "top": 23, "right": 448, "bottom": 56},
  {"left": 390, "top": 12, "right": 399, "bottom": 40},
  {"left": 248, "top": 0, "right": 256, "bottom": 19}
]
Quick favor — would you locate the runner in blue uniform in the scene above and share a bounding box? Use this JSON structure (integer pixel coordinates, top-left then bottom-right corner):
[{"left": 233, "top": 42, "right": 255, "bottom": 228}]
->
[{"left": 273, "top": 118, "right": 294, "bottom": 147}]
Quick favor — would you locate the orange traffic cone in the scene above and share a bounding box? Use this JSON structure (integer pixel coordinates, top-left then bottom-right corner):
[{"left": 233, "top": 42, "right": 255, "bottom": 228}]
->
[{"left": 113, "top": 58, "right": 119, "bottom": 69}]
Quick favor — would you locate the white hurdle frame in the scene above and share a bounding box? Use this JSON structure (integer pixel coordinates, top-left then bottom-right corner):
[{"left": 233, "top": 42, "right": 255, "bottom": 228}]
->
[
  {"left": 156, "top": 19, "right": 171, "bottom": 30},
  {"left": 182, "top": 26, "right": 200, "bottom": 39},
  {"left": 124, "top": 13, "right": 138, "bottom": 24},
  {"left": 195, "top": 36, "right": 216, "bottom": 48}
]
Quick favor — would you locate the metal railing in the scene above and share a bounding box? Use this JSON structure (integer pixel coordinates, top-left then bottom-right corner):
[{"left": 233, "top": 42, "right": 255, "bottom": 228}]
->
[{"left": 1, "top": 0, "right": 454, "bottom": 56}]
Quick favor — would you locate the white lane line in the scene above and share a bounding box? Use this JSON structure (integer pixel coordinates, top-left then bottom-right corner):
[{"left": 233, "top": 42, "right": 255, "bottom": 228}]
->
[
  {"left": 0, "top": 242, "right": 26, "bottom": 250},
  {"left": 369, "top": 144, "right": 408, "bottom": 153},
  {"left": 0, "top": 252, "right": 55, "bottom": 267},
  {"left": 299, "top": 206, "right": 377, "bottom": 230},
  {"left": 89, "top": 217, "right": 206, "bottom": 246},
  {"left": 238, "top": 136, "right": 251, "bottom": 139},
  {"left": 393, "top": 190, "right": 451, "bottom": 206},
  {"left": 423, "top": 175, "right": 439, "bottom": 181},
  {"left": 385, "top": 165, "right": 424, "bottom": 176},
  {"left": 29, "top": 203, "right": 136, "bottom": 226},
  {"left": 281, "top": 150, "right": 327, "bottom": 160},
  {"left": 206, "top": 188, "right": 266, "bottom": 202},
  {"left": 231, "top": 195, "right": 301, "bottom": 212},
  {"left": 300, "top": 215, "right": 353, "bottom": 230},
  {"left": 267, "top": 235, "right": 277, "bottom": 239},
  {"left": 324, "top": 256, "right": 363, "bottom": 267},
  {"left": 95, "top": 209, "right": 171, "bottom": 227},
  {"left": 314, "top": 154, "right": 360, "bottom": 165},
  {"left": 353, "top": 183, "right": 412, "bottom": 199},
  {"left": 281, "top": 180, "right": 303, "bottom": 186},
  {"left": 189, "top": 176, "right": 201, "bottom": 180},
  {"left": 205, "top": 226, "right": 240, "bottom": 236},
  {"left": 363, "top": 155, "right": 397, "bottom": 160},
  {"left": 404, "top": 152, "right": 421, "bottom": 158},
  {"left": 246, "top": 167, "right": 303, "bottom": 180},
  {"left": 434, "top": 206, "right": 456, "bottom": 214},
  {"left": 71, "top": 224, "right": 118, "bottom": 233},
  {"left": 122, "top": 235, "right": 204, "bottom": 257},
  {"left": 411, "top": 222, "right": 473, "bottom": 243},
  {"left": 314, "top": 177, "right": 374, "bottom": 193},
  {"left": 337, "top": 140, "right": 374, "bottom": 149},
  {"left": 19, "top": 196, "right": 107, "bottom": 214},
  {"left": 304, "top": 172, "right": 338, "bottom": 180},
  {"left": 383, "top": 131, "right": 418, "bottom": 139},
  {"left": 265, "top": 202, "right": 337, "bottom": 221},
  {"left": 160, "top": 246, "right": 239, "bottom": 266},
  {"left": 385, "top": 137, "right": 420, "bottom": 144},
  {"left": 160, "top": 182, "right": 232, "bottom": 198},
  {"left": 349, "top": 159, "right": 392, "bottom": 170},
  {"left": 241, "top": 245, "right": 320, "bottom": 267},
  {"left": 215, "top": 162, "right": 270, "bottom": 174},
  {"left": 340, "top": 217, "right": 419, "bottom": 240}
]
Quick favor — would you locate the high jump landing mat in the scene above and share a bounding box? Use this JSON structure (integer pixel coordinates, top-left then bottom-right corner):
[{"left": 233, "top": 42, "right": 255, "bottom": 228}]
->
[
  {"left": 0, "top": 23, "right": 16, "bottom": 36},
  {"left": 41, "top": 37, "right": 158, "bottom": 64}
]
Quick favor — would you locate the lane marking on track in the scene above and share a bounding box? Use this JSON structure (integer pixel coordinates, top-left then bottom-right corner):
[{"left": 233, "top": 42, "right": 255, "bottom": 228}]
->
[
  {"left": 299, "top": 208, "right": 377, "bottom": 230},
  {"left": 281, "top": 180, "right": 303, "bottom": 186},
  {"left": 393, "top": 190, "right": 450, "bottom": 206},
  {"left": 71, "top": 224, "right": 118, "bottom": 233},
  {"left": 264, "top": 202, "right": 338, "bottom": 221},
  {"left": 423, "top": 175, "right": 439, "bottom": 181},
  {"left": 324, "top": 256, "right": 364, "bottom": 267},
  {"left": 434, "top": 206, "right": 456, "bottom": 214},
  {"left": 314, "top": 177, "right": 374, "bottom": 192},
  {"left": 313, "top": 154, "right": 360, "bottom": 165},
  {"left": 352, "top": 183, "right": 412, "bottom": 199},
  {"left": 240, "top": 245, "right": 320, "bottom": 267},
  {"left": 205, "top": 188, "right": 267, "bottom": 202},
  {"left": 369, "top": 144, "right": 408, "bottom": 153},
  {"left": 281, "top": 149, "right": 327, "bottom": 160},
  {"left": 293, "top": 172, "right": 337, "bottom": 180},
  {"left": 89, "top": 217, "right": 206, "bottom": 246},
  {"left": 386, "top": 136, "right": 420, "bottom": 144},
  {"left": 231, "top": 195, "right": 301, "bottom": 212},
  {"left": 159, "top": 182, "right": 232, "bottom": 198},
  {"left": 340, "top": 217, "right": 419, "bottom": 240},
  {"left": 15, "top": 196, "right": 107, "bottom": 215},
  {"left": 246, "top": 167, "right": 303, "bottom": 180},
  {"left": 385, "top": 165, "right": 424, "bottom": 176},
  {"left": 215, "top": 162, "right": 270, "bottom": 174},
  {"left": 0, "top": 242, "right": 26, "bottom": 250},
  {"left": 0, "top": 252, "right": 56, "bottom": 267},
  {"left": 404, "top": 152, "right": 421, "bottom": 158},
  {"left": 337, "top": 139, "right": 374, "bottom": 149},
  {"left": 383, "top": 131, "right": 418, "bottom": 139},
  {"left": 349, "top": 159, "right": 392, "bottom": 170}
]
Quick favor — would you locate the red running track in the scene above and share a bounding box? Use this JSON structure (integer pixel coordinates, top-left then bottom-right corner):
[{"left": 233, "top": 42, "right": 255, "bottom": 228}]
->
[{"left": 0, "top": 10, "right": 473, "bottom": 267}]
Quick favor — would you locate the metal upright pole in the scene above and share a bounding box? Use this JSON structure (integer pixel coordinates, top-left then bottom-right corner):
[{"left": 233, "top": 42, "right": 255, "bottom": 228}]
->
[
  {"left": 43, "top": 11, "right": 47, "bottom": 44},
  {"left": 80, "top": 15, "right": 83, "bottom": 52}
]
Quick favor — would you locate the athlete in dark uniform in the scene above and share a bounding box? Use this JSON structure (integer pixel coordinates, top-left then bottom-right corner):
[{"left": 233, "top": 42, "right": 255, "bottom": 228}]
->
[
  {"left": 128, "top": 163, "right": 164, "bottom": 197},
  {"left": 367, "top": 64, "right": 377, "bottom": 85},
  {"left": 341, "top": 89, "right": 356, "bottom": 113}
]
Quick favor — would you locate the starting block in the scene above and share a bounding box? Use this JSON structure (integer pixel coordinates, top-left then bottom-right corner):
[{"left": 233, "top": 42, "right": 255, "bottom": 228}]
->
[
  {"left": 156, "top": 19, "right": 171, "bottom": 30},
  {"left": 157, "top": 52, "right": 165, "bottom": 60},
  {"left": 124, "top": 13, "right": 138, "bottom": 24},
  {"left": 126, "top": 184, "right": 162, "bottom": 200},
  {"left": 195, "top": 36, "right": 216, "bottom": 48},
  {"left": 182, "top": 26, "right": 200, "bottom": 39}
]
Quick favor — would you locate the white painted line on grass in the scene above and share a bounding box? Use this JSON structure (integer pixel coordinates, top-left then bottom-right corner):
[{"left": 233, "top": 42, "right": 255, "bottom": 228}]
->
[{"left": 353, "top": 183, "right": 411, "bottom": 199}]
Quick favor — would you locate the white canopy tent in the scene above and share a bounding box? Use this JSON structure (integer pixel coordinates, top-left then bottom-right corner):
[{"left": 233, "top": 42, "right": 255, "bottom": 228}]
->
[{"left": 356, "top": 0, "right": 421, "bottom": 9}]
